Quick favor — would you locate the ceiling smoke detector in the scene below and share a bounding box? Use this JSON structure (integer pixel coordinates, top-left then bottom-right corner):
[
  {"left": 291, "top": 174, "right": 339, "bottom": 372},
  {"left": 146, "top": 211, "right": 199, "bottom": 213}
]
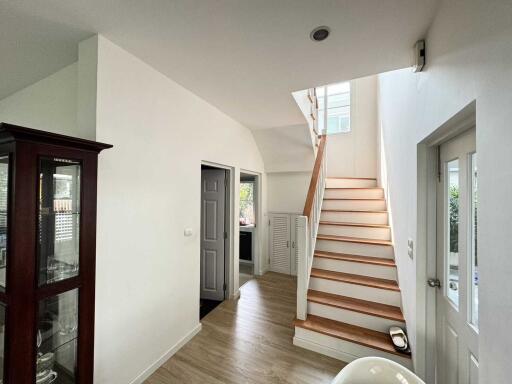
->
[{"left": 310, "top": 26, "right": 330, "bottom": 42}]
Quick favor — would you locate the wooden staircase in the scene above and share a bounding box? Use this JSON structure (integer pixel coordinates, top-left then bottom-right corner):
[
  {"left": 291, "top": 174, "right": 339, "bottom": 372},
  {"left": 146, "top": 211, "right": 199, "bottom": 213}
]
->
[{"left": 294, "top": 177, "right": 412, "bottom": 367}]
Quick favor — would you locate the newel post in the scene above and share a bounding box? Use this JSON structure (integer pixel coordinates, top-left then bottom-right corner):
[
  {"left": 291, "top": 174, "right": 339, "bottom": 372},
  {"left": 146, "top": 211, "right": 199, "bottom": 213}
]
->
[{"left": 296, "top": 215, "right": 309, "bottom": 320}]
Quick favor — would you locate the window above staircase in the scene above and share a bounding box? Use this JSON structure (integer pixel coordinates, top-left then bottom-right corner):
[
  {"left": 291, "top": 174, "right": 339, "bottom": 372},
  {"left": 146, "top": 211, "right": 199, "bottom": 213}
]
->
[{"left": 316, "top": 82, "right": 351, "bottom": 135}]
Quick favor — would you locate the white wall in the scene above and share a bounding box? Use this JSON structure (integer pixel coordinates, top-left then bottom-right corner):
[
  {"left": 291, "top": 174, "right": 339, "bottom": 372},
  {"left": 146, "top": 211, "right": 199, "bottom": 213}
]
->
[
  {"left": 0, "top": 63, "right": 80, "bottom": 136},
  {"left": 77, "top": 36, "right": 99, "bottom": 138},
  {"left": 0, "top": 37, "right": 99, "bottom": 141},
  {"left": 252, "top": 123, "right": 315, "bottom": 173},
  {"left": 326, "top": 75, "right": 378, "bottom": 178},
  {"left": 292, "top": 88, "right": 319, "bottom": 149},
  {"left": 93, "top": 36, "right": 267, "bottom": 384},
  {"left": 267, "top": 172, "right": 310, "bottom": 214},
  {"left": 378, "top": 1, "right": 512, "bottom": 382}
]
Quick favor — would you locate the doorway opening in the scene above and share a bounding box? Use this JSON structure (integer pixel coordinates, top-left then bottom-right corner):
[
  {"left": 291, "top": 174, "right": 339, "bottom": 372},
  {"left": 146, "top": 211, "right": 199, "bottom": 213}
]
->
[
  {"left": 200, "top": 164, "right": 231, "bottom": 319},
  {"left": 239, "top": 171, "right": 260, "bottom": 289}
]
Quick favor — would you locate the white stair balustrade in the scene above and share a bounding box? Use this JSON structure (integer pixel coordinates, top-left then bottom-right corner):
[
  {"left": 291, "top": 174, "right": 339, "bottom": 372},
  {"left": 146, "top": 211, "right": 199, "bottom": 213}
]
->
[{"left": 296, "top": 134, "right": 327, "bottom": 321}]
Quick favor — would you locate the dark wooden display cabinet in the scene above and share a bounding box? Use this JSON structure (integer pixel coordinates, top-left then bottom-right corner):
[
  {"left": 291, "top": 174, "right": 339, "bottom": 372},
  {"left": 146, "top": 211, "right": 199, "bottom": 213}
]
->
[{"left": 0, "top": 123, "right": 112, "bottom": 384}]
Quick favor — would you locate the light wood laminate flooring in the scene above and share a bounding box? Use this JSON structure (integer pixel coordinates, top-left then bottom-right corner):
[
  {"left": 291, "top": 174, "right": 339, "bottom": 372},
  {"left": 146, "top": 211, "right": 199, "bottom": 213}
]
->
[{"left": 145, "top": 272, "right": 344, "bottom": 383}]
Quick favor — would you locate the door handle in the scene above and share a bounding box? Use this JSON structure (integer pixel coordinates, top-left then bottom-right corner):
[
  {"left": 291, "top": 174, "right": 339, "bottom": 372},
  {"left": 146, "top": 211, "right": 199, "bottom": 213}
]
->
[
  {"left": 427, "top": 278, "right": 441, "bottom": 288},
  {"left": 286, "top": 241, "right": 290, "bottom": 248},
  {"left": 292, "top": 241, "right": 295, "bottom": 248}
]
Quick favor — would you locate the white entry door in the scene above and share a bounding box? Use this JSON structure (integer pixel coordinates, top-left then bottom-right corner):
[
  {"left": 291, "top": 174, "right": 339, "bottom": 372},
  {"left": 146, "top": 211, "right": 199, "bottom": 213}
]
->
[
  {"left": 436, "top": 128, "right": 479, "bottom": 384},
  {"left": 200, "top": 169, "right": 226, "bottom": 301}
]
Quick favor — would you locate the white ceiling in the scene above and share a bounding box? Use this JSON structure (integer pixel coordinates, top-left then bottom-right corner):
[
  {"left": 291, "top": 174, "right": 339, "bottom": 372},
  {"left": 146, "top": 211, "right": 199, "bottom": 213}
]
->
[{"left": 0, "top": 0, "right": 439, "bottom": 129}]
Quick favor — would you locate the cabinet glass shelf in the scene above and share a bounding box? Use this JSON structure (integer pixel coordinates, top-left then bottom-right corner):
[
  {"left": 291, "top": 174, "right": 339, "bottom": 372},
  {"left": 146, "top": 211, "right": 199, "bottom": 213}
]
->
[
  {"left": 38, "top": 158, "right": 81, "bottom": 286},
  {"left": 37, "top": 289, "right": 78, "bottom": 384}
]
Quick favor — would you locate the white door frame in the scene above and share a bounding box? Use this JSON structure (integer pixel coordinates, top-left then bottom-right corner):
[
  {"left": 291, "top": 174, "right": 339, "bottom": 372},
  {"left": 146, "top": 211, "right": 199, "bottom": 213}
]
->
[
  {"left": 201, "top": 160, "right": 234, "bottom": 300},
  {"left": 200, "top": 162, "right": 264, "bottom": 300},
  {"left": 415, "top": 101, "right": 476, "bottom": 382},
  {"left": 240, "top": 169, "right": 262, "bottom": 278}
]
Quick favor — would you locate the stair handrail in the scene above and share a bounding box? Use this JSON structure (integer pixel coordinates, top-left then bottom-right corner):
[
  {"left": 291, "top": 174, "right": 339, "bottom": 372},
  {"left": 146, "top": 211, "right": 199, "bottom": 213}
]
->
[{"left": 297, "top": 134, "right": 327, "bottom": 320}]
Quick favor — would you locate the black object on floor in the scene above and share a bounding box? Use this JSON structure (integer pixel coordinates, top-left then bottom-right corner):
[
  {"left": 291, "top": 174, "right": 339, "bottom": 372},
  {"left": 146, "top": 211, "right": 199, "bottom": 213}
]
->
[
  {"left": 200, "top": 299, "right": 222, "bottom": 319},
  {"left": 389, "top": 326, "right": 411, "bottom": 355}
]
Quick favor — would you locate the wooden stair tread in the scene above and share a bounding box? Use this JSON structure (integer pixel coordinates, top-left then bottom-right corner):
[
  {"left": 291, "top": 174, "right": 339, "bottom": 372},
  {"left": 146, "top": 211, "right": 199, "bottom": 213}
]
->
[
  {"left": 326, "top": 177, "right": 377, "bottom": 180},
  {"left": 314, "top": 251, "right": 396, "bottom": 267},
  {"left": 310, "top": 268, "right": 400, "bottom": 291},
  {"left": 322, "top": 209, "right": 388, "bottom": 213},
  {"left": 294, "top": 315, "right": 410, "bottom": 358},
  {"left": 323, "top": 198, "right": 385, "bottom": 201},
  {"left": 308, "top": 289, "right": 404, "bottom": 321},
  {"left": 319, "top": 221, "right": 390, "bottom": 228},
  {"left": 325, "top": 187, "right": 383, "bottom": 190},
  {"left": 316, "top": 234, "right": 392, "bottom": 246}
]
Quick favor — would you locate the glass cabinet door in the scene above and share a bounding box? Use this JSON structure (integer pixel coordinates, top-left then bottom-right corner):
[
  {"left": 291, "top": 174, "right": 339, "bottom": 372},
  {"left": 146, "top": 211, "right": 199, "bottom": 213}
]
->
[
  {"left": 0, "top": 304, "right": 5, "bottom": 384},
  {"left": 0, "top": 155, "right": 9, "bottom": 290},
  {"left": 38, "top": 158, "right": 81, "bottom": 286},
  {"left": 36, "top": 289, "right": 78, "bottom": 384}
]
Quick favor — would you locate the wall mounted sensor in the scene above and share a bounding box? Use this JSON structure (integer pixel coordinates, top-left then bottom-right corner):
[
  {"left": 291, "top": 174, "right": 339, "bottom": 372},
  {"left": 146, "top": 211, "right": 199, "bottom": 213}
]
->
[{"left": 413, "top": 39, "right": 426, "bottom": 72}]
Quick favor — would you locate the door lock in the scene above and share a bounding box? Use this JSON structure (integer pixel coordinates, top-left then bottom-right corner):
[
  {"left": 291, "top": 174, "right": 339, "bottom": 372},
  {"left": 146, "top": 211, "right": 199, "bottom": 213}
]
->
[{"left": 427, "top": 278, "right": 441, "bottom": 288}]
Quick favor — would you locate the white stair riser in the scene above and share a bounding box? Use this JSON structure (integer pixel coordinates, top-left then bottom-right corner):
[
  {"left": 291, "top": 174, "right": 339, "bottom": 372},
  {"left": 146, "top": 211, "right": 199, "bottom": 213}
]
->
[
  {"left": 326, "top": 178, "right": 377, "bottom": 188},
  {"left": 294, "top": 328, "right": 412, "bottom": 369},
  {"left": 324, "top": 188, "right": 384, "bottom": 199},
  {"left": 321, "top": 211, "right": 388, "bottom": 225},
  {"left": 318, "top": 224, "right": 391, "bottom": 240},
  {"left": 309, "top": 277, "right": 401, "bottom": 306},
  {"left": 322, "top": 199, "right": 386, "bottom": 211},
  {"left": 307, "top": 302, "right": 404, "bottom": 333},
  {"left": 315, "top": 240, "right": 394, "bottom": 259},
  {"left": 313, "top": 257, "right": 397, "bottom": 280}
]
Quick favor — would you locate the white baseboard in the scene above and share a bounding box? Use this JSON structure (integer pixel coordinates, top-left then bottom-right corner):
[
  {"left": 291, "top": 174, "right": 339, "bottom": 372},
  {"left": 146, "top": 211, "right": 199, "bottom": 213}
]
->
[
  {"left": 231, "top": 289, "right": 241, "bottom": 300},
  {"left": 129, "top": 323, "right": 202, "bottom": 384},
  {"left": 293, "top": 335, "right": 359, "bottom": 364},
  {"left": 258, "top": 264, "right": 269, "bottom": 276}
]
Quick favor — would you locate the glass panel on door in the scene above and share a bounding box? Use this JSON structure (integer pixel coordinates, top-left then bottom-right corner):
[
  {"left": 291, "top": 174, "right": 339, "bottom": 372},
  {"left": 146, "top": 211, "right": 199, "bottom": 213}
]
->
[
  {"left": 0, "top": 304, "right": 5, "bottom": 382},
  {"left": 38, "top": 158, "right": 81, "bottom": 285},
  {"left": 0, "top": 156, "right": 8, "bottom": 290},
  {"left": 470, "top": 153, "right": 478, "bottom": 328},
  {"left": 37, "top": 289, "right": 78, "bottom": 384},
  {"left": 446, "top": 159, "right": 460, "bottom": 308}
]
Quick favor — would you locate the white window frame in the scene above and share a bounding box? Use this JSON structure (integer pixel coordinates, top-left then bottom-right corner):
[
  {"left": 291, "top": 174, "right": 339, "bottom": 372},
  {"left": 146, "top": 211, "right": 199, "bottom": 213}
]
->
[{"left": 317, "top": 81, "right": 351, "bottom": 135}]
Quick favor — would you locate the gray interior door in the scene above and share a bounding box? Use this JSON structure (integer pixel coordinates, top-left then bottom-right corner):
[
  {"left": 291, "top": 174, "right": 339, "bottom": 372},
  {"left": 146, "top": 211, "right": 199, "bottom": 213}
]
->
[{"left": 200, "top": 169, "right": 226, "bottom": 301}]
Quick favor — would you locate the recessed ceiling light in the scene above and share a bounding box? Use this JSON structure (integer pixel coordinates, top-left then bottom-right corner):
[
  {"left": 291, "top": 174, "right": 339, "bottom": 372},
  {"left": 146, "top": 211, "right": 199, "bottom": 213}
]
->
[{"left": 310, "top": 26, "right": 330, "bottom": 42}]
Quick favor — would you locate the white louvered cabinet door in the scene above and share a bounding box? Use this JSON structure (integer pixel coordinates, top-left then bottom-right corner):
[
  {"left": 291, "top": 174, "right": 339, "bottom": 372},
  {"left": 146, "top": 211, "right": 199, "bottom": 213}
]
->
[{"left": 269, "top": 214, "right": 291, "bottom": 274}]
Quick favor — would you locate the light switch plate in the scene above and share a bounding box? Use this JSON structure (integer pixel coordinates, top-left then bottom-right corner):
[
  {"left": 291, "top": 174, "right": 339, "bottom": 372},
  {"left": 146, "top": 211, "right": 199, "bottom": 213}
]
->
[
  {"left": 184, "top": 228, "right": 193, "bottom": 237},
  {"left": 407, "top": 239, "right": 414, "bottom": 259}
]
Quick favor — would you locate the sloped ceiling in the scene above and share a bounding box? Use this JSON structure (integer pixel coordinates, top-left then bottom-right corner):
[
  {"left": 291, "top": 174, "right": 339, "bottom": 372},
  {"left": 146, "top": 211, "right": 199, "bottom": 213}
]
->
[
  {"left": 252, "top": 124, "right": 315, "bottom": 173},
  {"left": 0, "top": 0, "right": 439, "bottom": 129}
]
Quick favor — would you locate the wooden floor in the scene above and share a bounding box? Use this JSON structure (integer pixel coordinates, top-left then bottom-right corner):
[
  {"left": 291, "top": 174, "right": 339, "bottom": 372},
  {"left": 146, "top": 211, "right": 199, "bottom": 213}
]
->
[{"left": 145, "top": 272, "right": 344, "bottom": 384}]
